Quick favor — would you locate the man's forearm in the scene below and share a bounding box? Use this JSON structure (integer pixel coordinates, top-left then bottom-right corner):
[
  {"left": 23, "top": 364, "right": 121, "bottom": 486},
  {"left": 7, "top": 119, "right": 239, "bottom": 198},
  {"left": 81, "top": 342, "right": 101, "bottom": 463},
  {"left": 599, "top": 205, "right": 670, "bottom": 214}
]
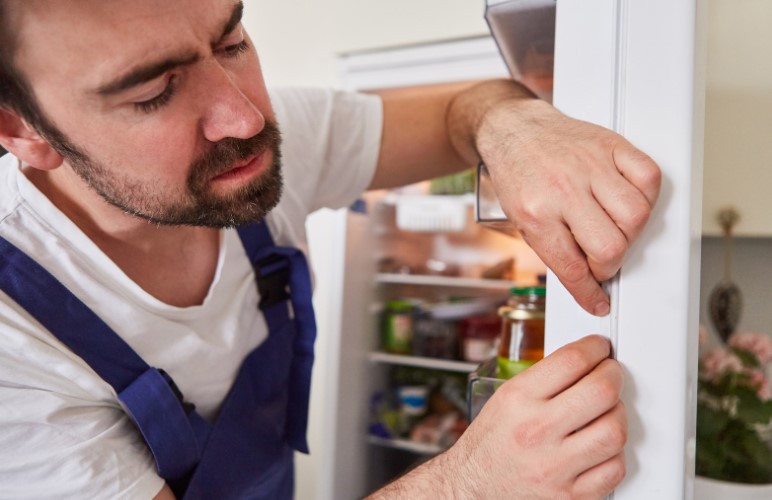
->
[
  {"left": 368, "top": 79, "right": 536, "bottom": 191},
  {"left": 364, "top": 451, "right": 471, "bottom": 500},
  {"left": 445, "top": 79, "right": 537, "bottom": 166}
]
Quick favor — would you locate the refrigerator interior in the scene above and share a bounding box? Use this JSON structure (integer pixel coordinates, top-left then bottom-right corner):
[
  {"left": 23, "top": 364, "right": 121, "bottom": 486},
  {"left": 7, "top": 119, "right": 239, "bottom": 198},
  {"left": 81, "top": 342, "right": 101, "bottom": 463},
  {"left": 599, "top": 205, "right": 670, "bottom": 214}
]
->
[{"left": 330, "top": 36, "right": 549, "bottom": 497}]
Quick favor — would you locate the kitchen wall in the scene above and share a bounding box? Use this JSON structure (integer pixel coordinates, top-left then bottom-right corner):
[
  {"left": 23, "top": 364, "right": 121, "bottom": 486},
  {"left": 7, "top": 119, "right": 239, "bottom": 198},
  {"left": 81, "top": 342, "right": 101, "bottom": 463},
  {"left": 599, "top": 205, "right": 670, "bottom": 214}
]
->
[{"left": 700, "top": 0, "right": 772, "bottom": 345}]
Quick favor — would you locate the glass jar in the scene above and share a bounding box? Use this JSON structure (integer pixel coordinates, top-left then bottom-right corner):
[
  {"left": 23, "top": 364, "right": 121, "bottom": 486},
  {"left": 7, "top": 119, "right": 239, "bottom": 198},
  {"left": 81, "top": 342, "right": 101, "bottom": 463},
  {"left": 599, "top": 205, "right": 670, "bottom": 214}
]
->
[
  {"left": 459, "top": 315, "right": 500, "bottom": 362},
  {"left": 497, "top": 286, "right": 546, "bottom": 379},
  {"left": 382, "top": 300, "right": 414, "bottom": 354}
]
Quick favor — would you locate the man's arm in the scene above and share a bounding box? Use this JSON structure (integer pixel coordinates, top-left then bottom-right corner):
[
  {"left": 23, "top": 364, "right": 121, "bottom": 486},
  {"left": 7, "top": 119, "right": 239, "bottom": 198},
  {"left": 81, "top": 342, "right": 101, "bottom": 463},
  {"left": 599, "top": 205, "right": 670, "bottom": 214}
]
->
[
  {"left": 373, "top": 80, "right": 661, "bottom": 315},
  {"left": 366, "top": 336, "right": 626, "bottom": 499}
]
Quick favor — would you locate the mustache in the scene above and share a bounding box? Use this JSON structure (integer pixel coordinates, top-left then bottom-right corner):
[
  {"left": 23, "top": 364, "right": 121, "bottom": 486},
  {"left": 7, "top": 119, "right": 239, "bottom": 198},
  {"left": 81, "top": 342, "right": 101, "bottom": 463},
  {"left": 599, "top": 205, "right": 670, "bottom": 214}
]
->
[{"left": 188, "top": 120, "right": 282, "bottom": 187}]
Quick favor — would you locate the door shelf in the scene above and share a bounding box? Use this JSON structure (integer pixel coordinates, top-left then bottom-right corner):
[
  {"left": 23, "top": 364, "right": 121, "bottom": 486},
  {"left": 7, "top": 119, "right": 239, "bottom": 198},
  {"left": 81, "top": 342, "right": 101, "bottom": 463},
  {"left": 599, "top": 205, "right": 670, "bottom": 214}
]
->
[
  {"left": 376, "top": 273, "right": 516, "bottom": 290},
  {"left": 367, "top": 435, "right": 445, "bottom": 455},
  {"left": 368, "top": 352, "right": 480, "bottom": 373}
]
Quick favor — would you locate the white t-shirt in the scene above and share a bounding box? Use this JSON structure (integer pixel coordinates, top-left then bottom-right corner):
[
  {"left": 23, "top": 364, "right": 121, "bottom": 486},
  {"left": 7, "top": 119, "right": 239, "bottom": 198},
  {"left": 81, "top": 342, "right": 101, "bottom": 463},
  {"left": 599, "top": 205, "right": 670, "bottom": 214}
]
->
[{"left": 0, "top": 87, "right": 382, "bottom": 499}]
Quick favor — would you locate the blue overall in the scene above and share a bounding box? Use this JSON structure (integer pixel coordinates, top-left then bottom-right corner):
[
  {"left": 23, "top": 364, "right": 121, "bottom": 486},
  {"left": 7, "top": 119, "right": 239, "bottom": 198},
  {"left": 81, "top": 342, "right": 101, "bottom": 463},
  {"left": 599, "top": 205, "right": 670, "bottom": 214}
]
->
[{"left": 0, "top": 222, "right": 316, "bottom": 499}]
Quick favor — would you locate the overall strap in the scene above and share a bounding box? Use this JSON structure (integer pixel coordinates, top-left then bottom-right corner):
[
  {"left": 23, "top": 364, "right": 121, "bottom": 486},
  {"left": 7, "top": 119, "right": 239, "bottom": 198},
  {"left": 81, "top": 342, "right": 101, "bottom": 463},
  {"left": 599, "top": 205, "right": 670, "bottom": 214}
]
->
[
  {"left": 236, "top": 222, "right": 317, "bottom": 453},
  {"left": 0, "top": 236, "right": 205, "bottom": 481}
]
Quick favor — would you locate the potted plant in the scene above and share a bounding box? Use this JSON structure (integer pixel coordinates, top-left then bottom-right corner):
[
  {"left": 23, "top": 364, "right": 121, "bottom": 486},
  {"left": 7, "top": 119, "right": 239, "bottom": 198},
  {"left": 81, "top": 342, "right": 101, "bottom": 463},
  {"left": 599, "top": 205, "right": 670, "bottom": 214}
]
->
[{"left": 695, "top": 331, "right": 772, "bottom": 498}]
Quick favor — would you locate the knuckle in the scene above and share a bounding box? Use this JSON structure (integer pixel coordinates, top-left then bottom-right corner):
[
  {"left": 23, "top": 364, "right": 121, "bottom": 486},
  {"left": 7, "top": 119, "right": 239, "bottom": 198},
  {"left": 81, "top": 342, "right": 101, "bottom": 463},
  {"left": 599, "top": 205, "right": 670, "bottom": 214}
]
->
[
  {"left": 638, "top": 159, "right": 662, "bottom": 190},
  {"left": 603, "top": 456, "right": 627, "bottom": 491},
  {"left": 562, "top": 348, "right": 594, "bottom": 374},
  {"left": 591, "top": 378, "right": 621, "bottom": 408},
  {"left": 559, "top": 257, "right": 590, "bottom": 286},
  {"left": 595, "top": 236, "right": 627, "bottom": 267},
  {"left": 547, "top": 171, "right": 578, "bottom": 198},
  {"left": 603, "top": 418, "right": 628, "bottom": 451},
  {"left": 513, "top": 199, "right": 547, "bottom": 231},
  {"left": 626, "top": 202, "right": 651, "bottom": 231}
]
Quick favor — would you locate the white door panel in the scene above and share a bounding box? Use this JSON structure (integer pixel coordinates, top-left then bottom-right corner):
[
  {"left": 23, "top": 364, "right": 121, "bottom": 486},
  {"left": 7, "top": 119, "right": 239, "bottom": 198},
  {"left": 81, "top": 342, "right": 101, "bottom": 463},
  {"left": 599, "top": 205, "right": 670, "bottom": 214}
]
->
[{"left": 546, "top": 1, "right": 706, "bottom": 499}]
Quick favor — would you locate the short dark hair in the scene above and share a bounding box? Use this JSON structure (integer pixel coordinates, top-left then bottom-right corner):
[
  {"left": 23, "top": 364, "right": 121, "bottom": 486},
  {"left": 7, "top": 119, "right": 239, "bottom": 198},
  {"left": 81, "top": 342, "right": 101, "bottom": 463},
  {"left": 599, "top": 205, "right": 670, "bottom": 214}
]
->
[
  {"left": 0, "top": 1, "right": 88, "bottom": 161},
  {"left": 0, "top": 1, "right": 43, "bottom": 128}
]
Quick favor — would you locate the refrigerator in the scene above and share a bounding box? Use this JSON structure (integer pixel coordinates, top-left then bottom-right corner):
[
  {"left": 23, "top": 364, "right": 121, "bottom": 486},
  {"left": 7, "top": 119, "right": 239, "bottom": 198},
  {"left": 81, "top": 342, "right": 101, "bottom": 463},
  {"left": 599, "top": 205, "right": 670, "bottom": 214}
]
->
[{"left": 303, "top": 1, "right": 707, "bottom": 498}]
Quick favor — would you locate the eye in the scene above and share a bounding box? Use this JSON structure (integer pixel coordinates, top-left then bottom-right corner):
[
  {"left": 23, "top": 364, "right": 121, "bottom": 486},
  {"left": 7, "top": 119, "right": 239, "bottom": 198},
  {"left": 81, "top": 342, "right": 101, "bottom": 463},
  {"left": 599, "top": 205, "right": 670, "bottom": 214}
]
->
[
  {"left": 133, "top": 75, "right": 179, "bottom": 113},
  {"left": 219, "top": 39, "right": 250, "bottom": 58}
]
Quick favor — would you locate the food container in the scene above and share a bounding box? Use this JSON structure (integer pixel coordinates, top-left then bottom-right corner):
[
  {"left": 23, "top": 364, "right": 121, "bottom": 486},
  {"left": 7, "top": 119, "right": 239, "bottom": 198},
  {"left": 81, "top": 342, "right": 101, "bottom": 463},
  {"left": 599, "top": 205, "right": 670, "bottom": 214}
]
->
[
  {"left": 413, "top": 313, "right": 458, "bottom": 359},
  {"left": 459, "top": 315, "right": 500, "bottom": 362},
  {"left": 497, "top": 286, "right": 546, "bottom": 379},
  {"left": 382, "top": 300, "right": 415, "bottom": 354},
  {"left": 467, "top": 358, "right": 504, "bottom": 421}
]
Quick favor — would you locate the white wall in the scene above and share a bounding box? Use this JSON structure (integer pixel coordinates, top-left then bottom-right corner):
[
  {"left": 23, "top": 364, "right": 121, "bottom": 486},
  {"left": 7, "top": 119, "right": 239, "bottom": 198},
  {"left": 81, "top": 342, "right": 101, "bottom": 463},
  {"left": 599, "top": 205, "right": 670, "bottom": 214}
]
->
[
  {"left": 243, "top": 0, "right": 489, "bottom": 88},
  {"left": 702, "top": 0, "right": 772, "bottom": 236},
  {"left": 243, "top": 1, "right": 339, "bottom": 87}
]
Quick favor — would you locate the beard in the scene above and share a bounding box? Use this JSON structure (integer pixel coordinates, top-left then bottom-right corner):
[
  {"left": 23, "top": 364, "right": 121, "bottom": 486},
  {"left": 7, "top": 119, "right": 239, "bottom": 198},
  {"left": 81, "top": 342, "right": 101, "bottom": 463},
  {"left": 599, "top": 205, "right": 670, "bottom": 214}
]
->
[{"left": 53, "top": 121, "right": 284, "bottom": 228}]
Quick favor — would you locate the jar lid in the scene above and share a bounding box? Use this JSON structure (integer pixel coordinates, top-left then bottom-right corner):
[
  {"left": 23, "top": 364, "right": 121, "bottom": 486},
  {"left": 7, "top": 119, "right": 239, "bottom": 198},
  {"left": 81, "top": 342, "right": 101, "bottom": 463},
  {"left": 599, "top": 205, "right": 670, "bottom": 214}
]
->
[
  {"left": 498, "top": 305, "right": 545, "bottom": 320},
  {"left": 510, "top": 286, "right": 546, "bottom": 297},
  {"left": 386, "top": 300, "right": 414, "bottom": 312}
]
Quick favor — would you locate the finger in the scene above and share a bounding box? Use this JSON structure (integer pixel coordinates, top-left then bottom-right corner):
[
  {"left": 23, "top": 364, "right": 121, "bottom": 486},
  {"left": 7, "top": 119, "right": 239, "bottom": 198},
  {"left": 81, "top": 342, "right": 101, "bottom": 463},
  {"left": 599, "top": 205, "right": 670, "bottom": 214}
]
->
[
  {"left": 561, "top": 401, "right": 627, "bottom": 476},
  {"left": 520, "top": 223, "right": 610, "bottom": 316},
  {"left": 562, "top": 196, "right": 628, "bottom": 282},
  {"left": 590, "top": 169, "right": 653, "bottom": 245},
  {"left": 612, "top": 144, "right": 662, "bottom": 207},
  {"left": 517, "top": 335, "right": 612, "bottom": 400},
  {"left": 549, "top": 359, "right": 624, "bottom": 435},
  {"left": 571, "top": 452, "right": 627, "bottom": 500}
]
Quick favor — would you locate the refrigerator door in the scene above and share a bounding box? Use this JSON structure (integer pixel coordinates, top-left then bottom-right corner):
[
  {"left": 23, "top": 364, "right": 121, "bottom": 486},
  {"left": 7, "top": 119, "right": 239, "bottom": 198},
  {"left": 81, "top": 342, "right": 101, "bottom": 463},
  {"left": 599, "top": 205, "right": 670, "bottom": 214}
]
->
[{"left": 542, "top": 1, "right": 707, "bottom": 499}]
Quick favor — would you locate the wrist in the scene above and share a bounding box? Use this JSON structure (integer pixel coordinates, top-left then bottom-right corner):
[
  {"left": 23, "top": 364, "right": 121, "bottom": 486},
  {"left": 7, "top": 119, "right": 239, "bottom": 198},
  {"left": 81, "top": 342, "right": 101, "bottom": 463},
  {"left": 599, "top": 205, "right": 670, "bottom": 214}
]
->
[
  {"left": 365, "top": 449, "right": 471, "bottom": 500},
  {"left": 446, "top": 79, "right": 539, "bottom": 166}
]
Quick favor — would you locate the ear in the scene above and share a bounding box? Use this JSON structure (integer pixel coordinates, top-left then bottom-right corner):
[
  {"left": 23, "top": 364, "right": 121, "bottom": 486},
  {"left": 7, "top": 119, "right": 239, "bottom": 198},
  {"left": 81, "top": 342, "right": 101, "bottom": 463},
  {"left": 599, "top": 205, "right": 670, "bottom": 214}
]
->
[{"left": 0, "top": 107, "right": 64, "bottom": 170}]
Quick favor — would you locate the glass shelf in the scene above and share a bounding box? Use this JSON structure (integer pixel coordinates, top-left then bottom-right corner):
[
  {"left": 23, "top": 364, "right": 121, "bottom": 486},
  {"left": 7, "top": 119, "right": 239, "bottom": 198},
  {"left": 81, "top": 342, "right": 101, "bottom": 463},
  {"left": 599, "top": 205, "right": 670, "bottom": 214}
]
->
[
  {"left": 368, "top": 352, "right": 480, "bottom": 373},
  {"left": 375, "top": 273, "right": 516, "bottom": 290},
  {"left": 367, "top": 435, "right": 444, "bottom": 455}
]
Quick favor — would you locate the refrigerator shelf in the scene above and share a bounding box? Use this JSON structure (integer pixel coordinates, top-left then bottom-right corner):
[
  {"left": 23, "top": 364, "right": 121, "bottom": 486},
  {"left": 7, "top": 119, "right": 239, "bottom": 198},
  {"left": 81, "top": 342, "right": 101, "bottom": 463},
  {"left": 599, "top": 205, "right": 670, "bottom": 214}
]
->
[
  {"left": 367, "top": 435, "right": 444, "bottom": 455},
  {"left": 375, "top": 273, "right": 516, "bottom": 290},
  {"left": 368, "top": 352, "right": 480, "bottom": 373}
]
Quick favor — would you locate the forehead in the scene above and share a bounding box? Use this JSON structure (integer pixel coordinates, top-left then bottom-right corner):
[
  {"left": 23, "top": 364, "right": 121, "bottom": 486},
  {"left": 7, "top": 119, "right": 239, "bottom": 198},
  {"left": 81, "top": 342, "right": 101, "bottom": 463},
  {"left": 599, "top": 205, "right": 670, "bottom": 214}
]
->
[{"left": 13, "top": 0, "right": 238, "bottom": 92}]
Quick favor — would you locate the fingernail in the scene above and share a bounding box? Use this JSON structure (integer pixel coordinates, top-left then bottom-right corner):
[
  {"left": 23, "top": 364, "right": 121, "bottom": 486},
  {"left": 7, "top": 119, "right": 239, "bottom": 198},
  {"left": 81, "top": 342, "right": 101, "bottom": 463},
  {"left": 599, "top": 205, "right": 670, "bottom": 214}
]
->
[{"left": 594, "top": 301, "right": 610, "bottom": 316}]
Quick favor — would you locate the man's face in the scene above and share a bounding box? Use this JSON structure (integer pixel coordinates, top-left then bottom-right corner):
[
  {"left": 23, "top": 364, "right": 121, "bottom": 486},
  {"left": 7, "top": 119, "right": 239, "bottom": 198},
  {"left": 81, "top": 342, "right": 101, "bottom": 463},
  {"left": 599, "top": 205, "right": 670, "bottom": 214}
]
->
[{"left": 13, "top": 0, "right": 282, "bottom": 227}]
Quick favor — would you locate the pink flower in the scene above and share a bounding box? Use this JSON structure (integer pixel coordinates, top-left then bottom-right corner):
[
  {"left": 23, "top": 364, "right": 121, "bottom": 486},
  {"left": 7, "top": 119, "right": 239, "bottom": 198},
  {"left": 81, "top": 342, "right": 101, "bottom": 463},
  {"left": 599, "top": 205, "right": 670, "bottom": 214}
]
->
[
  {"left": 700, "top": 347, "right": 745, "bottom": 381},
  {"left": 750, "top": 370, "right": 772, "bottom": 401},
  {"left": 728, "top": 332, "right": 772, "bottom": 364}
]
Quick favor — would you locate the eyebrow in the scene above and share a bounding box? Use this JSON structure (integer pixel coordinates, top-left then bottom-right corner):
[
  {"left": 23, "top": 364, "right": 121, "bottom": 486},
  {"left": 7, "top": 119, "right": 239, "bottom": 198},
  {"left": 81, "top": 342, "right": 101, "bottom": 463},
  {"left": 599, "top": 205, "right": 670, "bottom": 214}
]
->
[
  {"left": 218, "top": 1, "right": 244, "bottom": 43},
  {"left": 95, "top": 1, "right": 245, "bottom": 97}
]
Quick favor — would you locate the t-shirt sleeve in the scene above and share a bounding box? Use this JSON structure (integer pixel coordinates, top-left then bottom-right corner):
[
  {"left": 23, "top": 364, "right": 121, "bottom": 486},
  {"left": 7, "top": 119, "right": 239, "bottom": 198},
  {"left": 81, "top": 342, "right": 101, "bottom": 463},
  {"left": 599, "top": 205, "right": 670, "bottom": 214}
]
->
[
  {"left": 268, "top": 87, "right": 383, "bottom": 214},
  {"left": 0, "top": 301, "right": 165, "bottom": 500}
]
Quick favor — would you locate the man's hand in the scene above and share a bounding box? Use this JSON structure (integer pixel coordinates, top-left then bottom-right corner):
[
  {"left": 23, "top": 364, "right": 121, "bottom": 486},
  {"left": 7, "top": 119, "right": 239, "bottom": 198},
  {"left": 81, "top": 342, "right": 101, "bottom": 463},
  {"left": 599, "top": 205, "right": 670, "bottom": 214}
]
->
[
  {"left": 448, "top": 80, "right": 662, "bottom": 315},
  {"left": 367, "top": 336, "right": 626, "bottom": 499}
]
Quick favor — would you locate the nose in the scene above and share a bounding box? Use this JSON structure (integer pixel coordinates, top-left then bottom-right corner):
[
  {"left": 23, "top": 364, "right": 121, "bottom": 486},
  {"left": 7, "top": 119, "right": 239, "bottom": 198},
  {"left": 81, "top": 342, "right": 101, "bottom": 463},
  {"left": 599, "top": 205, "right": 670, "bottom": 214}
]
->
[{"left": 199, "top": 63, "right": 265, "bottom": 143}]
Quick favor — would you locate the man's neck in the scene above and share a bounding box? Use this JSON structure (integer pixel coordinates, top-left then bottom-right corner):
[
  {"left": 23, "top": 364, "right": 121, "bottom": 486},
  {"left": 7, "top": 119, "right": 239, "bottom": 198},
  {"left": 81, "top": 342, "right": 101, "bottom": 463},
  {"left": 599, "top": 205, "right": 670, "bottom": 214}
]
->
[{"left": 24, "top": 166, "right": 221, "bottom": 307}]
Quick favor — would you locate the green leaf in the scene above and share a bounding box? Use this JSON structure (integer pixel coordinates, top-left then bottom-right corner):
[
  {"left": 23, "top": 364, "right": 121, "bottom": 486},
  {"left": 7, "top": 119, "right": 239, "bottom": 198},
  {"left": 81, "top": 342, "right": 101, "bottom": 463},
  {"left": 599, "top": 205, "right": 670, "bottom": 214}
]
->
[
  {"left": 697, "top": 403, "right": 730, "bottom": 436},
  {"left": 731, "top": 347, "right": 762, "bottom": 369}
]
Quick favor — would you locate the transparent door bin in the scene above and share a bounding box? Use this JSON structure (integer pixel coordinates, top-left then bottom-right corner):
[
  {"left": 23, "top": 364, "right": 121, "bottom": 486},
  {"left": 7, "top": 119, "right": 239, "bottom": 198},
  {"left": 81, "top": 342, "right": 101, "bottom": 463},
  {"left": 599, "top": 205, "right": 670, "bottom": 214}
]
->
[
  {"left": 475, "top": 163, "right": 518, "bottom": 237},
  {"left": 467, "top": 357, "right": 505, "bottom": 421}
]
